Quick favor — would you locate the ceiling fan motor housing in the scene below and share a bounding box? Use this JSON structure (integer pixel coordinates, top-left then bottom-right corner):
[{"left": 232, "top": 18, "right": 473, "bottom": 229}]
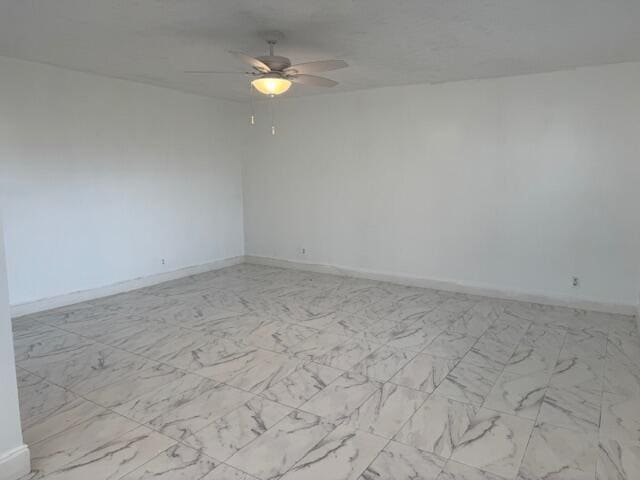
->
[{"left": 256, "top": 55, "right": 291, "bottom": 72}]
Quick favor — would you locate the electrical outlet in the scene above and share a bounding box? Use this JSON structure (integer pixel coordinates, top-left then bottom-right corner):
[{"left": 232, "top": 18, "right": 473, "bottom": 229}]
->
[
  {"left": 161, "top": 258, "right": 166, "bottom": 265},
  {"left": 572, "top": 276, "right": 579, "bottom": 287},
  {"left": 300, "top": 247, "right": 306, "bottom": 255}
]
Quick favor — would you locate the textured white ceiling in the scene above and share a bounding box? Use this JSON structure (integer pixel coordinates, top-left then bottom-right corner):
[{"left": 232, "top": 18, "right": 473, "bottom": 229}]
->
[{"left": 1, "top": 1, "right": 639, "bottom": 101}]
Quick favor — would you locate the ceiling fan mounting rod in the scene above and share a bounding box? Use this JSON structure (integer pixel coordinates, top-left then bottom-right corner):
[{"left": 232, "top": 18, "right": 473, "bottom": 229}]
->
[{"left": 267, "top": 40, "right": 276, "bottom": 56}]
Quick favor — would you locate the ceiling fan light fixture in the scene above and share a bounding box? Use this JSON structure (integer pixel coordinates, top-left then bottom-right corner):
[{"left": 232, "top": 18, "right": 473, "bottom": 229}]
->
[{"left": 251, "top": 76, "right": 292, "bottom": 96}]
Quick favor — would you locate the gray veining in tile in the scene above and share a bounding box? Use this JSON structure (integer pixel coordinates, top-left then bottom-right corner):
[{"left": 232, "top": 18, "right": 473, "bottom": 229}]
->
[
  {"left": 600, "top": 392, "right": 640, "bottom": 444},
  {"left": 390, "top": 352, "right": 457, "bottom": 393},
  {"left": 395, "top": 395, "right": 478, "bottom": 458},
  {"left": 517, "top": 422, "right": 597, "bottom": 480},
  {"left": 281, "top": 423, "right": 387, "bottom": 480},
  {"left": 226, "top": 410, "right": 335, "bottom": 480},
  {"left": 261, "top": 361, "right": 343, "bottom": 408},
  {"left": 351, "top": 346, "right": 415, "bottom": 382},
  {"left": 120, "top": 443, "right": 219, "bottom": 480},
  {"left": 300, "top": 371, "right": 381, "bottom": 423},
  {"left": 434, "top": 361, "right": 501, "bottom": 406},
  {"left": 360, "top": 441, "right": 446, "bottom": 480},
  {"left": 147, "top": 382, "right": 253, "bottom": 442},
  {"left": 483, "top": 370, "right": 548, "bottom": 420},
  {"left": 316, "top": 336, "right": 381, "bottom": 371},
  {"left": 450, "top": 409, "right": 534, "bottom": 478},
  {"left": 346, "top": 382, "right": 429, "bottom": 438},
  {"left": 204, "top": 463, "right": 259, "bottom": 480},
  {"left": 184, "top": 397, "right": 292, "bottom": 461},
  {"left": 597, "top": 438, "right": 640, "bottom": 480},
  {"left": 437, "top": 461, "right": 507, "bottom": 480},
  {"left": 537, "top": 385, "right": 601, "bottom": 433},
  {"left": 38, "top": 425, "right": 175, "bottom": 480}
]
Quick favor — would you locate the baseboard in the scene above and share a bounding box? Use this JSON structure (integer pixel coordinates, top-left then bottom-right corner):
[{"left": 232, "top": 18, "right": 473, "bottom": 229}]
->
[
  {"left": 10, "top": 256, "right": 244, "bottom": 318},
  {"left": 0, "top": 444, "right": 30, "bottom": 480},
  {"left": 245, "top": 255, "right": 636, "bottom": 316}
]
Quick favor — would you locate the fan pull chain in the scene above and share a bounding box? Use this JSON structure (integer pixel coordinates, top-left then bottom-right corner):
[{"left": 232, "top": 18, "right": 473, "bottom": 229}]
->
[
  {"left": 270, "top": 94, "right": 276, "bottom": 136},
  {"left": 249, "top": 83, "right": 256, "bottom": 125}
]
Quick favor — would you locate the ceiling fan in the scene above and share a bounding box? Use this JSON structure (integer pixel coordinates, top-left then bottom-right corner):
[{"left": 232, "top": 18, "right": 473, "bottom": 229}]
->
[{"left": 185, "top": 33, "right": 348, "bottom": 96}]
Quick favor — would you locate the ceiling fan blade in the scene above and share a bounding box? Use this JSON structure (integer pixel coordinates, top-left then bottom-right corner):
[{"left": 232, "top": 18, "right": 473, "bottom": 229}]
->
[
  {"left": 289, "top": 74, "right": 338, "bottom": 87},
  {"left": 284, "top": 59, "right": 347, "bottom": 75},
  {"left": 228, "top": 50, "right": 271, "bottom": 73},
  {"left": 184, "top": 70, "right": 250, "bottom": 74}
]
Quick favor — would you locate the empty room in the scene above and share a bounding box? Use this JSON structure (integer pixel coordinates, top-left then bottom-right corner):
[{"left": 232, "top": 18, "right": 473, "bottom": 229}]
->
[{"left": 1, "top": 1, "right": 640, "bottom": 479}]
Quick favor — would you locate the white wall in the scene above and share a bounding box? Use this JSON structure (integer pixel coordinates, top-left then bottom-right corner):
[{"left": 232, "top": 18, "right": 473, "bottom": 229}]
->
[
  {"left": 0, "top": 219, "right": 29, "bottom": 479},
  {"left": 0, "top": 57, "right": 245, "bottom": 306},
  {"left": 244, "top": 62, "right": 640, "bottom": 309}
]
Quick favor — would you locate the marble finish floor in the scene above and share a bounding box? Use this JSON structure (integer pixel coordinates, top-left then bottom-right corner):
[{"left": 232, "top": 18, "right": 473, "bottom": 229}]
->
[{"left": 12, "top": 263, "right": 640, "bottom": 480}]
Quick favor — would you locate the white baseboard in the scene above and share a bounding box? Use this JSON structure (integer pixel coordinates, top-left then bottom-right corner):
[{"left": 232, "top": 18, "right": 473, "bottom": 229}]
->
[
  {"left": 245, "top": 255, "right": 637, "bottom": 316},
  {"left": 0, "top": 445, "right": 30, "bottom": 480},
  {"left": 10, "top": 256, "right": 244, "bottom": 318},
  {"left": 10, "top": 253, "right": 637, "bottom": 319}
]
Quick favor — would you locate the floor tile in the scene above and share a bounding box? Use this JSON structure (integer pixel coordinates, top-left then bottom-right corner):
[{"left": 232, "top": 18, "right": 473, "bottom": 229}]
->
[
  {"left": 36, "top": 425, "right": 175, "bottom": 480},
  {"left": 351, "top": 346, "right": 415, "bottom": 382},
  {"left": 184, "top": 397, "right": 292, "bottom": 461},
  {"left": 194, "top": 312, "right": 275, "bottom": 339},
  {"left": 424, "top": 331, "right": 478, "bottom": 361},
  {"left": 316, "top": 337, "right": 381, "bottom": 371},
  {"left": 437, "top": 461, "right": 507, "bottom": 480},
  {"left": 549, "top": 355, "right": 603, "bottom": 394},
  {"left": 11, "top": 318, "right": 60, "bottom": 340},
  {"left": 167, "top": 335, "right": 253, "bottom": 371},
  {"left": 360, "top": 440, "right": 446, "bottom": 480},
  {"left": 203, "top": 464, "right": 259, "bottom": 480},
  {"left": 300, "top": 372, "right": 381, "bottom": 423},
  {"left": 597, "top": 438, "right": 640, "bottom": 480},
  {"left": 243, "top": 320, "right": 319, "bottom": 353},
  {"left": 84, "top": 363, "right": 185, "bottom": 409},
  {"left": 113, "top": 373, "right": 221, "bottom": 424},
  {"left": 483, "top": 370, "right": 548, "bottom": 419},
  {"left": 226, "top": 410, "right": 335, "bottom": 480},
  {"left": 22, "top": 396, "right": 106, "bottom": 445},
  {"left": 147, "top": 383, "right": 254, "bottom": 442},
  {"left": 286, "top": 331, "right": 349, "bottom": 361},
  {"left": 562, "top": 328, "right": 607, "bottom": 359},
  {"left": 450, "top": 409, "right": 534, "bottom": 478},
  {"left": 448, "top": 313, "right": 494, "bottom": 338},
  {"left": 17, "top": 371, "right": 77, "bottom": 423},
  {"left": 390, "top": 352, "right": 457, "bottom": 393},
  {"left": 21, "top": 343, "right": 152, "bottom": 395},
  {"left": 505, "top": 344, "right": 558, "bottom": 376},
  {"left": 15, "top": 332, "right": 94, "bottom": 367},
  {"left": 394, "top": 395, "right": 478, "bottom": 458},
  {"left": 29, "top": 411, "right": 141, "bottom": 477},
  {"left": 600, "top": 392, "right": 640, "bottom": 444},
  {"left": 346, "top": 382, "right": 429, "bottom": 438},
  {"left": 464, "top": 333, "right": 517, "bottom": 370},
  {"left": 537, "top": 385, "right": 601, "bottom": 433},
  {"left": 434, "top": 361, "right": 501, "bottom": 405},
  {"left": 280, "top": 423, "right": 387, "bottom": 480},
  {"left": 603, "top": 350, "right": 640, "bottom": 397},
  {"left": 517, "top": 422, "right": 597, "bottom": 480},
  {"left": 384, "top": 321, "right": 445, "bottom": 352},
  {"left": 261, "top": 362, "right": 343, "bottom": 408},
  {"left": 120, "top": 444, "right": 219, "bottom": 480}
]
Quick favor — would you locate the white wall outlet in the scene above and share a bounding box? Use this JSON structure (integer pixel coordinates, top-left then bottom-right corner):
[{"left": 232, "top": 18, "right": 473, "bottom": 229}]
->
[
  {"left": 572, "top": 276, "right": 579, "bottom": 287},
  {"left": 161, "top": 258, "right": 166, "bottom": 265},
  {"left": 300, "top": 247, "right": 306, "bottom": 255}
]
